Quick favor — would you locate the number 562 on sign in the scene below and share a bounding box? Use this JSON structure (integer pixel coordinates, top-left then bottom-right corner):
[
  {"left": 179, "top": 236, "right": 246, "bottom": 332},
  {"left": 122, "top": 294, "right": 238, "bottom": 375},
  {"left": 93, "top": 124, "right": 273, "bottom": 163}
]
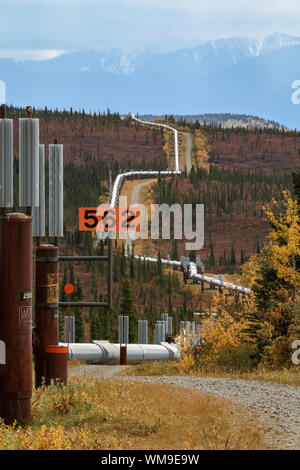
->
[{"left": 79, "top": 207, "right": 141, "bottom": 232}]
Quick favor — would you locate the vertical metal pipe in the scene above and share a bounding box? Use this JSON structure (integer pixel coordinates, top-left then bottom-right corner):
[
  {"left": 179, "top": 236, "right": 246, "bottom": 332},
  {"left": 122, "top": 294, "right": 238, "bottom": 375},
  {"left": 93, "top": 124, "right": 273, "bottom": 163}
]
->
[
  {"left": 35, "top": 244, "right": 59, "bottom": 388},
  {"left": 0, "top": 213, "right": 33, "bottom": 424},
  {"left": 64, "top": 316, "right": 75, "bottom": 343},
  {"left": 108, "top": 237, "right": 113, "bottom": 309},
  {"left": 19, "top": 118, "right": 39, "bottom": 208},
  {"left": 0, "top": 118, "right": 13, "bottom": 208},
  {"left": 44, "top": 346, "right": 68, "bottom": 386},
  {"left": 118, "top": 316, "right": 122, "bottom": 344},
  {"left": 49, "top": 144, "right": 63, "bottom": 238},
  {"left": 168, "top": 317, "right": 172, "bottom": 337},
  {"left": 143, "top": 320, "right": 148, "bottom": 344},
  {"left": 124, "top": 316, "right": 129, "bottom": 344},
  {"left": 32, "top": 145, "right": 45, "bottom": 237},
  {"left": 120, "top": 345, "right": 127, "bottom": 365}
]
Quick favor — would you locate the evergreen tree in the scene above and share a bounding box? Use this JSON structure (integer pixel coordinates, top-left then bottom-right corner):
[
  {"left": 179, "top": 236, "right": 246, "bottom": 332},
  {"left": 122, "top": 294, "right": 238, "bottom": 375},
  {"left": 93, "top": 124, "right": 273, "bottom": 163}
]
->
[
  {"left": 240, "top": 249, "right": 245, "bottom": 265},
  {"left": 119, "top": 275, "right": 138, "bottom": 343},
  {"left": 208, "top": 241, "right": 215, "bottom": 267},
  {"left": 230, "top": 245, "right": 236, "bottom": 266},
  {"left": 292, "top": 168, "right": 300, "bottom": 205},
  {"left": 129, "top": 252, "right": 135, "bottom": 279}
]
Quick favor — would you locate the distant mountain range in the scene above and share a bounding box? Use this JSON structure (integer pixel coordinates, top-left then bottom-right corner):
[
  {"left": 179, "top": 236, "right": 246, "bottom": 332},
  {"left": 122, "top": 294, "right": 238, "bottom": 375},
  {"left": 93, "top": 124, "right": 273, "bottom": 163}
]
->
[{"left": 1, "top": 33, "right": 300, "bottom": 128}]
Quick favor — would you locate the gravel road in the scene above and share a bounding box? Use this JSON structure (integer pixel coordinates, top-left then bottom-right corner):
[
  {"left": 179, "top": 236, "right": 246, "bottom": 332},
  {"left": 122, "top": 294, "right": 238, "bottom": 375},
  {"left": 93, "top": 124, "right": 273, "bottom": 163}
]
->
[
  {"left": 69, "top": 366, "right": 300, "bottom": 450},
  {"left": 122, "top": 375, "right": 300, "bottom": 450},
  {"left": 125, "top": 178, "right": 156, "bottom": 254}
]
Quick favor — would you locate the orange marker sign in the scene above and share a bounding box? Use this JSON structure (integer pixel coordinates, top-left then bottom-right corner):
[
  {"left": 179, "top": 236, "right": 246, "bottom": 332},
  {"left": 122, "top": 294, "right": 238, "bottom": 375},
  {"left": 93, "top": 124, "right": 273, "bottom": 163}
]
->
[{"left": 64, "top": 283, "right": 74, "bottom": 295}]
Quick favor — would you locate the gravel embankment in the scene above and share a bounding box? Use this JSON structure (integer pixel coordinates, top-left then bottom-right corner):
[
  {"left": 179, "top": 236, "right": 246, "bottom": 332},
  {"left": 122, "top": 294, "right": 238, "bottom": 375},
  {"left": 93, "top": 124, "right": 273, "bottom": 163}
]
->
[
  {"left": 122, "top": 376, "right": 300, "bottom": 450},
  {"left": 69, "top": 366, "right": 300, "bottom": 450}
]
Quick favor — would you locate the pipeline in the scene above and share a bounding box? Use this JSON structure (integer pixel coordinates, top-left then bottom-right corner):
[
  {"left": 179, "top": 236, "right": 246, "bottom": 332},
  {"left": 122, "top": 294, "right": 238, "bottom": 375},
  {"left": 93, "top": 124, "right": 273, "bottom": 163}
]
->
[
  {"left": 108, "top": 114, "right": 181, "bottom": 208},
  {"left": 132, "top": 115, "right": 180, "bottom": 172},
  {"left": 66, "top": 340, "right": 181, "bottom": 364},
  {"left": 99, "top": 115, "right": 251, "bottom": 296},
  {"left": 134, "top": 256, "right": 251, "bottom": 295},
  {"left": 110, "top": 169, "right": 181, "bottom": 209},
  {"left": 187, "top": 261, "right": 251, "bottom": 295}
]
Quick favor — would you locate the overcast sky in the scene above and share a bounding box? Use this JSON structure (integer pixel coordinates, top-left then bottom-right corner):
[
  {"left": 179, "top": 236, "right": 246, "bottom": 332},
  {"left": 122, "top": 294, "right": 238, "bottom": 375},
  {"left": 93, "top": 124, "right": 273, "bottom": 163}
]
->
[{"left": 1, "top": 0, "right": 300, "bottom": 59}]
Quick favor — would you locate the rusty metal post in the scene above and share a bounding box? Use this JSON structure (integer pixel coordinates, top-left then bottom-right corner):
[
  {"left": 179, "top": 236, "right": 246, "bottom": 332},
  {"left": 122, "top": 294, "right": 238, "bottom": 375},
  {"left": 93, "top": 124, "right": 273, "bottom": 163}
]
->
[
  {"left": 120, "top": 344, "right": 127, "bottom": 365},
  {"left": 35, "top": 244, "right": 59, "bottom": 388},
  {"left": 44, "top": 346, "right": 68, "bottom": 386},
  {"left": 0, "top": 213, "right": 33, "bottom": 424}
]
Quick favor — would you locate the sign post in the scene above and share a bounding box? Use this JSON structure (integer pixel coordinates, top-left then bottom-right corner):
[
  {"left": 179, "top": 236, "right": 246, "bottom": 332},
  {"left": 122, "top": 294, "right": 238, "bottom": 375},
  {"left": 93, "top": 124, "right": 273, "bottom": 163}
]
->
[
  {"left": 64, "top": 283, "right": 75, "bottom": 345},
  {"left": 34, "top": 244, "right": 60, "bottom": 388}
]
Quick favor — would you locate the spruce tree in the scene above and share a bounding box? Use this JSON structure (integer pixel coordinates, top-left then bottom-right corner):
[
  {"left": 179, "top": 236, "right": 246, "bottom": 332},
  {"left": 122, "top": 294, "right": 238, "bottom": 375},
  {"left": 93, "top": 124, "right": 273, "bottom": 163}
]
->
[
  {"left": 119, "top": 275, "right": 138, "bottom": 343},
  {"left": 292, "top": 168, "right": 300, "bottom": 204}
]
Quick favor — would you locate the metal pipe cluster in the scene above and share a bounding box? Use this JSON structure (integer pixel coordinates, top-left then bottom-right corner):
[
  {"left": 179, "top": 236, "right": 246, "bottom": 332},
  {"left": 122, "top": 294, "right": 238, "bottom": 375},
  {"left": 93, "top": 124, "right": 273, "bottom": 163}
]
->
[
  {"left": 67, "top": 340, "right": 181, "bottom": 364},
  {"left": 138, "top": 320, "right": 148, "bottom": 344}
]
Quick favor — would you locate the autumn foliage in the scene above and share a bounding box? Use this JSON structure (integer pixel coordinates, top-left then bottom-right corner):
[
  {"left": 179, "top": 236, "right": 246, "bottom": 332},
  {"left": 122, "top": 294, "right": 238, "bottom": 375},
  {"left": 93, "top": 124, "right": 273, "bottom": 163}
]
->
[{"left": 185, "top": 189, "right": 300, "bottom": 371}]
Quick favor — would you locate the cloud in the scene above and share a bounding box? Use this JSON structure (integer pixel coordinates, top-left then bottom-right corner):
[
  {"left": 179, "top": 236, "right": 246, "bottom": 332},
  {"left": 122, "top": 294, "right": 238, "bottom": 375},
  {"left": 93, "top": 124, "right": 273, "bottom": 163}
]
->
[
  {"left": 0, "top": 49, "right": 65, "bottom": 61},
  {"left": 0, "top": 0, "right": 300, "bottom": 52}
]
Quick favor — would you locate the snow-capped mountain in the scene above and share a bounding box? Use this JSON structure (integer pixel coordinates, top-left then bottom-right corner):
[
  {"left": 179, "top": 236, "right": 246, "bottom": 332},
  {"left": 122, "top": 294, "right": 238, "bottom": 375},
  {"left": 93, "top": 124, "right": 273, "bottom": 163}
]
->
[
  {"left": 1, "top": 33, "right": 300, "bottom": 128},
  {"left": 17, "top": 33, "right": 300, "bottom": 76},
  {"left": 20, "top": 47, "right": 153, "bottom": 75},
  {"left": 258, "top": 32, "right": 300, "bottom": 55}
]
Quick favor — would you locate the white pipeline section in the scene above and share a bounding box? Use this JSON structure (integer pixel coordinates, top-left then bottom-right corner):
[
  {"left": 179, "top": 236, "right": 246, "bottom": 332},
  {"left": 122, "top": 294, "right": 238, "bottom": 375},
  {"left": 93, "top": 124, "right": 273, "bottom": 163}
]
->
[
  {"left": 132, "top": 115, "right": 180, "bottom": 172},
  {"left": 98, "top": 116, "right": 252, "bottom": 296},
  {"left": 135, "top": 256, "right": 251, "bottom": 295},
  {"left": 110, "top": 170, "right": 180, "bottom": 208},
  {"left": 67, "top": 340, "right": 181, "bottom": 364},
  {"left": 187, "top": 262, "right": 251, "bottom": 295}
]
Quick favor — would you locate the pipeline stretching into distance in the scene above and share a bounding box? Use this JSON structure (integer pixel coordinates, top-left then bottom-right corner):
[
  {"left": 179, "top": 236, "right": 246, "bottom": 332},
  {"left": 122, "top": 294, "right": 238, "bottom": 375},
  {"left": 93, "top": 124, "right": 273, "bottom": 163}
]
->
[{"left": 100, "top": 114, "right": 251, "bottom": 296}]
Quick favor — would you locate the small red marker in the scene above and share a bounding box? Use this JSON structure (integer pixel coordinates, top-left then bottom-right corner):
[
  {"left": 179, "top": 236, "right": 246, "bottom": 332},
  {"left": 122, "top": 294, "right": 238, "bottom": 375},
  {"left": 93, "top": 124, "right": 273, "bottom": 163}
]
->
[
  {"left": 64, "top": 284, "right": 74, "bottom": 344},
  {"left": 64, "top": 283, "right": 74, "bottom": 295}
]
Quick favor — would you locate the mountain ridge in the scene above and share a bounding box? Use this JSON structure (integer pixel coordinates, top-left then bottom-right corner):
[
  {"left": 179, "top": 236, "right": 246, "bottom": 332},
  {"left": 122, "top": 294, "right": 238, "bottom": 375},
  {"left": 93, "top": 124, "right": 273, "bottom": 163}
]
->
[{"left": 1, "top": 33, "right": 300, "bottom": 129}]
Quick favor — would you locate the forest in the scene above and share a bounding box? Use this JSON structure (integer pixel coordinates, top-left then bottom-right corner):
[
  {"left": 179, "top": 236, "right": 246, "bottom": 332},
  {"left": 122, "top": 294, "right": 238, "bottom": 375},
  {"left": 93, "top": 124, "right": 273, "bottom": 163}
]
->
[{"left": 7, "top": 106, "right": 300, "bottom": 349}]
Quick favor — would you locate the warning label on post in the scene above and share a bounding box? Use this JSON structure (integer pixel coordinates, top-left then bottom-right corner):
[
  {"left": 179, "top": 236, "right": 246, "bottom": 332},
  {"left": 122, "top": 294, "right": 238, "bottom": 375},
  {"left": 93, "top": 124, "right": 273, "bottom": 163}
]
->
[
  {"left": 47, "top": 274, "right": 59, "bottom": 303},
  {"left": 19, "top": 306, "right": 32, "bottom": 324},
  {"left": 21, "top": 291, "right": 32, "bottom": 301}
]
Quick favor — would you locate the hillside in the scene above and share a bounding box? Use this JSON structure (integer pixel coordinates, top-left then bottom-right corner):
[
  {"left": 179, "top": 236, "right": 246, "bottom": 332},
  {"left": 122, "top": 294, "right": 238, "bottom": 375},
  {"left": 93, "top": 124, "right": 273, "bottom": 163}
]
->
[
  {"left": 141, "top": 113, "right": 285, "bottom": 130},
  {"left": 9, "top": 107, "right": 299, "bottom": 342},
  {"left": 203, "top": 127, "right": 300, "bottom": 172},
  {"left": 8, "top": 106, "right": 165, "bottom": 168}
]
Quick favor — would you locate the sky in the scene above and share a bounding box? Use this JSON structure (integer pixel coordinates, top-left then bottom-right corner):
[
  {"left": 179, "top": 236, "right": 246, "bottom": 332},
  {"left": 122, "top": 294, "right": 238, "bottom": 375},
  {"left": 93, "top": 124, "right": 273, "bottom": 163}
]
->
[{"left": 1, "top": 0, "right": 300, "bottom": 59}]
